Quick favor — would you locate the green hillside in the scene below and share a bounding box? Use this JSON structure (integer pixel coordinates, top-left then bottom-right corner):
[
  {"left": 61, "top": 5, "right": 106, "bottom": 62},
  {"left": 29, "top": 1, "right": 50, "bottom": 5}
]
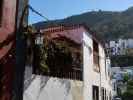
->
[{"left": 34, "top": 7, "right": 133, "bottom": 41}]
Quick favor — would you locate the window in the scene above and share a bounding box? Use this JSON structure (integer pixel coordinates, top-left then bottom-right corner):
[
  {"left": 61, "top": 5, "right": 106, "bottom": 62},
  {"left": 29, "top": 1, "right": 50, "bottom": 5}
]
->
[
  {"left": 101, "top": 88, "right": 108, "bottom": 100},
  {"left": 93, "top": 39, "right": 100, "bottom": 72},
  {"left": 0, "top": 0, "right": 3, "bottom": 25},
  {"left": 93, "top": 85, "right": 99, "bottom": 100},
  {"left": 109, "top": 92, "right": 112, "bottom": 100},
  {"left": 101, "top": 87, "right": 104, "bottom": 100},
  {"left": 105, "top": 58, "right": 107, "bottom": 79},
  {"left": 105, "top": 89, "right": 106, "bottom": 100},
  {"left": 33, "top": 37, "right": 83, "bottom": 80}
]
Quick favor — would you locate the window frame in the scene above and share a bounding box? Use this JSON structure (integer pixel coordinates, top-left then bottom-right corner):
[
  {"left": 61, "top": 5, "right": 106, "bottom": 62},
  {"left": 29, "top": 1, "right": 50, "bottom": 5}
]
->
[
  {"left": 93, "top": 85, "right": 99, "bottom": 100},
  {"left": 101, "top": 87, "right": 105, "bottom": 100},
  {"left": 93, "top": 39, "right": 100, "bottom": 72}
]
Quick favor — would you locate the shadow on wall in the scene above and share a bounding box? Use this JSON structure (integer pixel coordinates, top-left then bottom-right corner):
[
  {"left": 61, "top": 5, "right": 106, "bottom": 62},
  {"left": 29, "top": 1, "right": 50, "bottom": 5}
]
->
[{"left": 23, "top": 75, "right": 83, "bottom": 100}]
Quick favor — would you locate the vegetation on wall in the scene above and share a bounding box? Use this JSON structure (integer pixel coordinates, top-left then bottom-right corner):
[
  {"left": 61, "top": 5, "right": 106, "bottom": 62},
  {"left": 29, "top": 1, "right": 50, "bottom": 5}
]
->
[{"left": 34, "top": 37, "right": 83, "bottom": 80}]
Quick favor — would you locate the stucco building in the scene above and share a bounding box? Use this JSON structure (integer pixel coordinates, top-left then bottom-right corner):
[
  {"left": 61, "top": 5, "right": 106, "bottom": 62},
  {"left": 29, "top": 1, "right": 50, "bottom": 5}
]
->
[
  {"left": 23, "top": 24, "right": 113, "bottom": 100},
  {"left": 107, "top": 38, "right": 133, "bottom": 56},
  {"left": 112, "top": 67, "right": 133, "bottom": 97}
]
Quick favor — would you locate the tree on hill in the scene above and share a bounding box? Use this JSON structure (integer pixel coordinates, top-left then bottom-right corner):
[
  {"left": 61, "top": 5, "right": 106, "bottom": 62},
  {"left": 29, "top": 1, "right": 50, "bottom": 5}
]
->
[{"left": 33, "top": 6, "right": 133, "bottom": 41}]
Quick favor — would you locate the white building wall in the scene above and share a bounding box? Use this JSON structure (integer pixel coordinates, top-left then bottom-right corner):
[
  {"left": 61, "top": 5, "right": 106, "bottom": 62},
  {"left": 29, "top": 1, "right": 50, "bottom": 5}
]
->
[
  {"left": 23, "top": 73, "right": 83, "bottom": 100},
  {"left": 23, "top": 28, "right": 112, "bottom": 100},
  {"left": 99, "top": 44, "right": 112, "bottom": 100},
  {"left": 83, "top": 32, "right": 95, "bottom": 100},
  {"left": 109, "top": 39, "right": 133, "bottom": 55},
  {"left": 83, "top": 32, "right": 112, "bottom": 100}
]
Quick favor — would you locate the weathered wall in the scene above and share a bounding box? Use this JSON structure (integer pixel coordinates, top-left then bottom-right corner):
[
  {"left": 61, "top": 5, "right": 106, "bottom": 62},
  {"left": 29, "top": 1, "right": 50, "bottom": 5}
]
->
[
  {"left": 83, "top": 31, "right": 112, "bottom": 100},
  {"left": 83, "top": 31, "right": 98, "bottom": 100},
  {"left": 23, "top": 26, "right": 113, "bottom": 100},
  {"left": 0, "top": 0, "right": 16, "bottom": 59},
  {"left": 0, "top": 0, "right": 16, "bottom": 100},
  {"left": 23, "top": 74, "right": 83, "bottom": 100},
  {"left": 23, "top": 27, "right": 84, "bottom": 100}
]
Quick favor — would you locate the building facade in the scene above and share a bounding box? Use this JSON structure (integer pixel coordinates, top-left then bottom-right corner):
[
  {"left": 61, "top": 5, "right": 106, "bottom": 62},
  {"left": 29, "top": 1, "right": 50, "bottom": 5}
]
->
[
  {"left": 107, "top": 38, "right": 133, "bottom": 56},
  {"left": 0, "top": 0, "right": 16, "bottom": 99},
  {"left": 23, "top": 24, "right": 112, "bottom": 100},
  {"left": 111, "top": 67, "right": 133, "bottom": 97}
]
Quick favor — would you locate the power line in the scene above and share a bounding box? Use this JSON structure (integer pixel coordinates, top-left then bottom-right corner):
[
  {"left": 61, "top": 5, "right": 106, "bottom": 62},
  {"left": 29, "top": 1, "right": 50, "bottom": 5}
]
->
[{"left": 28, "top": 5, "right": 49, "bottom": 21}]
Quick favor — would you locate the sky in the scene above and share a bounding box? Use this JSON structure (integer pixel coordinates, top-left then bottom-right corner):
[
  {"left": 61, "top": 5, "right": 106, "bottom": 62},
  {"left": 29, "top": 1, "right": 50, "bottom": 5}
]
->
[{"left": 29, "top": 0, "right": 133, "bottom": 24}]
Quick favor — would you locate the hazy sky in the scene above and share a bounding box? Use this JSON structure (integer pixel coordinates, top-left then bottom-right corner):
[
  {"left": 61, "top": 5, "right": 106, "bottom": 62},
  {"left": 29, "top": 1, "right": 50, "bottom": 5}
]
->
[{"left": 29, "top": 0, "right": 133, "bottom": 24}]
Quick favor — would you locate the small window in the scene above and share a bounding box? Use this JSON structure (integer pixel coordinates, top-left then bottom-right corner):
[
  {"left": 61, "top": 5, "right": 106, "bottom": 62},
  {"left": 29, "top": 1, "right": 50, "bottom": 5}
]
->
[
  {"left": 109, "top": 92, "right": 112, "bottom": 100},
  {"left": 101, "top": 87, "right": 104, "bottom": 100},
  {"left": 93, "top": 39, "right": 100, "bottom": 71},
  {"left": 0, "top": 0, "right": 3, "bottom": 26},
  {"left": 93, "top": 85, "right": 99, "bottom": 100},
  {"left": 105, "top": 89, "right": 106, "bottom": 100}
]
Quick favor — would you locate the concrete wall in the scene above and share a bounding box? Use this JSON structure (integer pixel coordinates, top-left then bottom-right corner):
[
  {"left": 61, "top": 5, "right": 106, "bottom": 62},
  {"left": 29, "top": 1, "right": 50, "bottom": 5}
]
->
[
  {"left": 83, "top": 31, "right": 112, "bottom": 100},
  {"left": 23, "top": 74, "right": 83, "bottom": 100},
  {"left": 83, "top": 31, "right": 100, "bottom": 100}
]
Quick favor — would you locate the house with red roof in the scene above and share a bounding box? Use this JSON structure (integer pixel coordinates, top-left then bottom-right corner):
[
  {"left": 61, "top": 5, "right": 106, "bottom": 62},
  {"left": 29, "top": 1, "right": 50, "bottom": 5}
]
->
[{"left": 23, "top": 24, "right": 113, "bottom": 100}]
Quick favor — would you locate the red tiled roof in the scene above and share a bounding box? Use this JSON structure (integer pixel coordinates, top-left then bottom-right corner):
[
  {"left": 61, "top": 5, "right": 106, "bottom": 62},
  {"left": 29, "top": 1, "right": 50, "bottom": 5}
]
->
[
  {"left": 39, "top": 24, "right": 105, "bottom": 48},
  {"left": 40, "top": 24, "right": 81, "bottom": 33}
]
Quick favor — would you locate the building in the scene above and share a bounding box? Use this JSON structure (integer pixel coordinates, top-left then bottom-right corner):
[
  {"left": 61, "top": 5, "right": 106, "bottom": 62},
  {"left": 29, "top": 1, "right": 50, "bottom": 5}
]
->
[
  {"left": 0, "top": 0, "right": 29, "bottom": 100},
  {"left": 0, "top": 0, "right": 17, "bottom": 99},
  {"left": 23, "top": 24, "right": 113, "bottom": 100},
  {"left": 107, "top": 38, "right": 133, "bottom": 56},
  {"left": 111, "top": 67, "right": 133, "bottom": 97}
]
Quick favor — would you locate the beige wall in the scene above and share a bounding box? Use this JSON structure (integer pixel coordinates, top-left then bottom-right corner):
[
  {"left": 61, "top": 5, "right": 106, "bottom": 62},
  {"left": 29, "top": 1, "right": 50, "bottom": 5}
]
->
[
  {"left": 83, "top": 31, "right": 112, "bottom": 100},
  {"left": 23, "top": 75, "right": 83, "bottom": 100}
]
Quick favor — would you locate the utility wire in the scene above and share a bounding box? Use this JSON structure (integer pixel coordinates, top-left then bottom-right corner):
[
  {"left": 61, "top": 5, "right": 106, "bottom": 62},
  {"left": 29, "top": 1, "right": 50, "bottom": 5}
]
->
[
  {"left": 28, "top": 5, "right": 49, "bottom": 21},
  {"left": 28, "top": 5, "right": 74, "bottom": 36}
]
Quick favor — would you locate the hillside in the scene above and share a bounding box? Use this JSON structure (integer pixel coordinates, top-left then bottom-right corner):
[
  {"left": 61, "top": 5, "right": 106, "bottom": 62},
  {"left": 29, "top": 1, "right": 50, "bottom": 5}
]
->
[{"left": 34, "top": 7, "right": 133, "bottom": 41}]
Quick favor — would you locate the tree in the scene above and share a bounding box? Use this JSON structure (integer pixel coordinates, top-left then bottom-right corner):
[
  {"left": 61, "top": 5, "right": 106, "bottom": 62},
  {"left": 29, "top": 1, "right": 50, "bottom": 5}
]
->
[
  {"left": 123, "top": 73, "right": 130, "bottom": 83},
  {"left": 122, "top": 80, "right": 133, "bottom": 100}
]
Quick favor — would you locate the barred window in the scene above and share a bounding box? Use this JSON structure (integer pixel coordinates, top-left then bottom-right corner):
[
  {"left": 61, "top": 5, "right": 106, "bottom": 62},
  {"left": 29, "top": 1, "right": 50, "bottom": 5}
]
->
[
  {"left": 33, "top": 36, "right": 83, "bottom": 80},
  {"left": 101, "top": 87, "right": 104, "bottom": 100}
]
